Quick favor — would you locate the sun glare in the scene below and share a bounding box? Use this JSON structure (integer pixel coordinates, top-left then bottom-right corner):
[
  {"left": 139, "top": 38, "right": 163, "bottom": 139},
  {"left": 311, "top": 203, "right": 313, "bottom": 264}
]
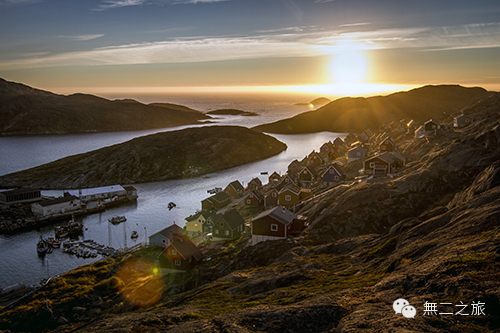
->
[{"left": 330, "top": 50, "right": 368, "bottom": 84}]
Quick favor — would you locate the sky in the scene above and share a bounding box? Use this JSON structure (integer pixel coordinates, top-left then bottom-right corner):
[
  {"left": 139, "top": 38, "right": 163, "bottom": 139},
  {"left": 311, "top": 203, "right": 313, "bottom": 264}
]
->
[{"left": 1, "top": 0, "right": 500, "bottom": 96}]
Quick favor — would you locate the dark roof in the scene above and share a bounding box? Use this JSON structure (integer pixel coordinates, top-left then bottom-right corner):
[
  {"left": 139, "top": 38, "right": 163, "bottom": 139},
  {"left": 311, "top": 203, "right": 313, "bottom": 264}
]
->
[
  {"left": 123, "top": 185, "right": 137, "bottom": 191},
  {"left": 322, "top": 163, "right": 345, "bottom": 177},
  {"left": 252, "top": 206, "right": 297, "bottom": 225},
  {"left": 366, "top": 152, "right": 400, "bottom": 164},
  {"left": 210, "top": 192, "right": 231, "bottom": 203},
  {"left": 170, "top": 235, "right": 203, "bottom": 261},
  {"left": 152, "top": 223, "right": 183, "bottom": 240},
  {"left": 36, "top": 195, "right": 79, "bottom": 207},
  {"left": 228, "top": 180, "right": 244, "bottom": 191},
  {"left": 218, "top": 209, "right": 245, "bottom": 230},
  {"left": 279, "top": 183, "right": 301, "bottom": 195},
  {"left": 0, "top": 187, "right": 40, "bottom": 196},
  {"left": 248, "top": 178, "right": 263, "bottom": 186}
]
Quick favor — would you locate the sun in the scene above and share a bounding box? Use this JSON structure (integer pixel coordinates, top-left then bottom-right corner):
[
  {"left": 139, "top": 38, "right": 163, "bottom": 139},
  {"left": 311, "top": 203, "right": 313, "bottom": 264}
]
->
[{"left": 329, "top": 50, "right": 368, "bottom": 83}]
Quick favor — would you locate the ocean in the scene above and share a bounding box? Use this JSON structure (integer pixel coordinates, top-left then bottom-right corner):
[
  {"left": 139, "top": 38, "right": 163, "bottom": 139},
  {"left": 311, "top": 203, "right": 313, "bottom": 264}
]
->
[{"left": 0, "top": 91, "right": 344, "bottom": 289}]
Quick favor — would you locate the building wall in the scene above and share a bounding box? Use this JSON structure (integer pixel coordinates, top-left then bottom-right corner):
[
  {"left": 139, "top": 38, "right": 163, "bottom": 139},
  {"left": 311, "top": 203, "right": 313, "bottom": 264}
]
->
[
  {"left": 252, "top": 216, "right": 286, "bottom": 238},
  {"left": 0, "top": 189, "right": 41, "bottom": 204},
  {"left": 32, "top": 200, "right": 81, "bottom": 217},
  {"left": 278, "top": 190, "right": 299, "bottom": 206}
]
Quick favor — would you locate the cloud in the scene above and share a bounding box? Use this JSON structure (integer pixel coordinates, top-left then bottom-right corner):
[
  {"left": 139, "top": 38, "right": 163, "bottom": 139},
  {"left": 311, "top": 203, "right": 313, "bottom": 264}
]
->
[
  {"left": 2, "top": 23, "right": 499, "bottom": 70},
  {"left": 58, "top": 34, "right": 105, "bottom": 41},
  {"left": 94, "top": 0, "right": 145, "bottom": 11},
  {"left": 94, "top": 0, "right": 228, "bottom": 10}
]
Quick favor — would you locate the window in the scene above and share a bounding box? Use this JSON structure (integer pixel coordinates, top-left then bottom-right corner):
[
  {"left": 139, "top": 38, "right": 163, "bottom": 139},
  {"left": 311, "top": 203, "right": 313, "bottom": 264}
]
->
[
  {"left": 334, "top": 176, "right": 339, "bottom": 181},
  {"left": 247, "top": 199, "right": 251, "bottom": 204},
  {"left": 285, "top": 195, "right": 291, "bottom": 201},
  {"left": 381, "top": 145, "right": 386, "bottom": 150},
  {"left": 357, "top": 152, "right": 361, "bottom": 156},
  {"left": 273, "top": 192, "right": 277, "bottom": 197},
  {"left": 225, "top": 230, "right": 230, "bottom": 236},
  {"left": 175, "top": 260, "right": 181, "bottom": 266},
  {"left": 214, "top": 229, "right": 219, "bottom": 234},
  {"left": 171, "top": 249, "right": 177, "bottom": 255},
  {"left": 271, "top": 224, "right": 278, "bottom": 231},
  {"left": 370, "top": 162, "right": 375, "bottom": 168},
  {"left": 220, "top": 222, "right": 224, "bottom": 227},
  {"left": 329, "top": 169, "right": 334, "bottom": 174}
]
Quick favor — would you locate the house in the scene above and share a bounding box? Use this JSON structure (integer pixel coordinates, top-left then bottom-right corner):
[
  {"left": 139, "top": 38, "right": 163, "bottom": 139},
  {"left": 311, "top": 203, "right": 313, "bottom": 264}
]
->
[
  {"left": 454, "top": 114, "right": 473, "bottom": 128},
  {"left": 245, "top": 190, "right": 264, "bottom": 207},
  {"left": 247, "top": 178, "right": 263, "bottom": 191},
  {"left": 31, "top": 195, "right": 81, "bottom": 217},
  {"left": 333, "top": 137, "right": 345, "bottom": 148},
  {"left": 278, "top": 184, "right": 302, "bottom": 207},
  {"left": 347, "top": 146, "right": 367, "bottom": 163},
  {"left": 364, "top": 152, "right": 404, "bottom": 175},
  {"left": 65, "top": 185, "right": 127, "bottom": 203},
  {"left": 0, "top": 188, "right": 41, "bottom": 205},
  {"left": 212, "top": 209, "right": 245, "bottom": 240},
  {"left": 415, "top": 125, "right": 425, "bottom": 138},
  {"left": 263, "top": 188, "right": 279, "bottom": 208},
  {"left": 268, "top": 171, "right": 282, "bottom": 185},
  {"left": 424, "top": 119, "right": 440, "bottom": 136},
  {"left": 149, "top": 223, "right": 183, "bottom": 248},
  {"left": 379, "top": 137, "right": 397, "bottom": 153},
  {"left": 224, "top": 180, "right": 244, "bottom": 198},
  {"left": 201, "top": 192, "right": 232, "bottom": 210},
  {"left": 287, "top": 159, "right": 302, "bottom": 176},
  {"left": 159, "top": 234, "right": 203, "bottom": 271},
  {"left": 307, "top": 151, "right": 323, "bottom": 168},
  {"left": 297, "top": 166, "right": 315, "bottom": 188},
  {"left": 344, "top": 133, "right": 357, "bottom": 145},
  {"left": 322, "top": 164, "right": 345, "bottom": 186},
  {"left": 358, "top": 132, "right": 369, "bottom": 143},
  {"left": 251, "top": 206, "right": 307, "bottom": 246},
  {"left": 185, "top": 213, "right": 205, "bottom": 237},
  {"left": 320, "top": 142, "right": 334, "bottom": 155}
]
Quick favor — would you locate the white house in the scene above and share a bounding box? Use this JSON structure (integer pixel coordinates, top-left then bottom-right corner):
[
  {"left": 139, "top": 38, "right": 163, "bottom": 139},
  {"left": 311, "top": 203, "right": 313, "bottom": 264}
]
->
[{"left": 31, "top": 195, "right": 81, "bottom": 217}]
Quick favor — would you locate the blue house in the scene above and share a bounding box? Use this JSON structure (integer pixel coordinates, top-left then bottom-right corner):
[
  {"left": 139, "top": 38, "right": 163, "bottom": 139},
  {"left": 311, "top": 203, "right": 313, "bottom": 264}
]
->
[{"left": 322, "top": 164, "right": 345, "bottom": 186}]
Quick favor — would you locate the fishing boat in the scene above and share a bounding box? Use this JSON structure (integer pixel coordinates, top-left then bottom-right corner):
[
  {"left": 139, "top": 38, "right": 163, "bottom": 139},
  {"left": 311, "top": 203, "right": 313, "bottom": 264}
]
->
[
  {"left": 109, "top": 215, "right": 127, "bottom": 225},
  {"left": 55, "top": 225, "right": 69, "bottom": 239},
  {"left": 167, "top": 202, "right": 176, "bottom": 211},
  {"left": 45, "top": 237, "right": 61, "bottom": 248},
  {"left": 36, "top": 240, "right": 48, "bottom": 255},
  {"left": 207, "top": 187, "right": 222, "bottom": 194},
  {"left": 130, "top": 231, "right": 139, "bottom": 240}
]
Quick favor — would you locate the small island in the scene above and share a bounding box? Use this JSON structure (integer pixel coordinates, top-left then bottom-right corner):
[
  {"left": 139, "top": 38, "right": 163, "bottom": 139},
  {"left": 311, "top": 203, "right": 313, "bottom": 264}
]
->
[
  {"left": 205, "top": 109, "right": 258, "bottom": 116},
  {"left": 0, "top": 126, "right": 286, "bottom": 189},
  {"left": 294, "top": 97, "right": 331, "bottom": 107}
]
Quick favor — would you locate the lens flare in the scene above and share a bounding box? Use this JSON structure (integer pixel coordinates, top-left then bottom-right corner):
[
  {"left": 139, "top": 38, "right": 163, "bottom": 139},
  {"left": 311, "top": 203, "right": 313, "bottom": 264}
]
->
[{"left": 115, "top": 258, "right": 164, "bottom": 308}]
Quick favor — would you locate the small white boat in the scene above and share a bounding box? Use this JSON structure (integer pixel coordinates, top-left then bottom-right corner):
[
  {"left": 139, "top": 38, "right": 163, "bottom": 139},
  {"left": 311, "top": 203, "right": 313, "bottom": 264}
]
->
[{"left": 130, "top": 231, "right": 139, "bottom": 240}]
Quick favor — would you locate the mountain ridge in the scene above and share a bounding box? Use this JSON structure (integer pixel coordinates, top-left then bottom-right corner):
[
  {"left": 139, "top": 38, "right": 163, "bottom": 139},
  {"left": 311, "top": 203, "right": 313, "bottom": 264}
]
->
[
  {"left": 253, "top": 85, "right": 494, "bottom": 134},
  {"left": 0, "top": 78, "right": 210, "bottom": 136}
]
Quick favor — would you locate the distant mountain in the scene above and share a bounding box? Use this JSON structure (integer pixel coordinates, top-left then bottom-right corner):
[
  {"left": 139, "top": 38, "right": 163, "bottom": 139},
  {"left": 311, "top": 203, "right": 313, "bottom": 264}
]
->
[
  {"left": 0, "top": 126, "right": 287, "bottom": 189},
  {"left": 254, "top": 85, "right": 493, "bottom": 134},
  {"left": 294, "top": 97, "right": 331, "bottom": 107},
  {"left": 0, "top": 78, "right": 210, "bottom": 136}
]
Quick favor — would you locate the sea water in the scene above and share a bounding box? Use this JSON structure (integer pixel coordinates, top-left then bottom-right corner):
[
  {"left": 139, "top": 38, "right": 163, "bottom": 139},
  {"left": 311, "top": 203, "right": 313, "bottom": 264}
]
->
[{"left": 0, "top": 91, "right": 344, "bottom": 288}]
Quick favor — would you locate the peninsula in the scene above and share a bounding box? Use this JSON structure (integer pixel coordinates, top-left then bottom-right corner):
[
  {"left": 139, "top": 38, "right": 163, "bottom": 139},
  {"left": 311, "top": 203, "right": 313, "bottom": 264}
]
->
[
  {"left": 205, "top": 109, "right": 258, "bottom": 116},
  {"left": 0, "top": 78, "right": 210, "bottom": 136},
  {"left": 0, "top": 126, "right": 287, "bottom": 189},
  {"left": 253, "top": 85, "right": 492, "bottom": 134}
]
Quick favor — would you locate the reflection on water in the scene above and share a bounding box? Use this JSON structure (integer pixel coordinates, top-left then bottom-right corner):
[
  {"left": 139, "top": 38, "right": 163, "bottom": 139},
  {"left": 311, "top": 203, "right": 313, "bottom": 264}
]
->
[{"left": 0, "top": 94, "right": 343, "bottom": 288}]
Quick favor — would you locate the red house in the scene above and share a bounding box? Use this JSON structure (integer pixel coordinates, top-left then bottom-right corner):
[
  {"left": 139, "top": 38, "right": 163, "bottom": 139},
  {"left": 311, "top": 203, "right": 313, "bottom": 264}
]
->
[
  {"left": 159, "top": 235, "right": 203, "bottom": 271},
  {"left": 251, "top": 206, "right": 307, "bottom": 245},
  {"left": 245, "top": 190, "right": 264, "bottom": 207}
]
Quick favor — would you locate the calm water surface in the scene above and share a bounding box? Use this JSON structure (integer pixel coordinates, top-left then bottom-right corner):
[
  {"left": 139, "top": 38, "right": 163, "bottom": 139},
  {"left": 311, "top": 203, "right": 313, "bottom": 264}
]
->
[{"left": 0, "top": 93, "right": 343, "bottom": 288}]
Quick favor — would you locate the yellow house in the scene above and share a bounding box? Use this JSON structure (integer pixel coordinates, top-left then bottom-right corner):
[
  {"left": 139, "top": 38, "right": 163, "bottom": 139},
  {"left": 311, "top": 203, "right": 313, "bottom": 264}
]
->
[{"left": 185, "top": 213, "right": 206, "bottom": 236}]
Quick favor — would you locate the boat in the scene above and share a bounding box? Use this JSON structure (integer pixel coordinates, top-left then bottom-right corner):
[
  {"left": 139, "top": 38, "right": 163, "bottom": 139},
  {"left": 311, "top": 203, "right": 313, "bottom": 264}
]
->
[
  {"left": 46, "top": 237, "right": 61, "bottom": 248},
  {"left": 109, "top": 216, "right": 127, "bottom": 225},
  {"left": 260, "top": 171, "right": 268, "bottom": 175},
  {"left": 36, "top": 240, "right": 48, "bottom": 255},
  {"left": 130, "top": 231, "right": 139, "bottom": 240},
  {"left": 167, "top": 202, "right": 176, "bottom": 211},
  {"left": 67, "top": 220, "right": 84, "bottom": 236}
]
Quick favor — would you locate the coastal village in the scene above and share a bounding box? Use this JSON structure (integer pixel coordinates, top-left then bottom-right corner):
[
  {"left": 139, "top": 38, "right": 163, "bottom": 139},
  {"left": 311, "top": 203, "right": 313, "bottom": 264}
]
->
[{"left": 0, "top": 111, "right": 471, "bottom": 277}]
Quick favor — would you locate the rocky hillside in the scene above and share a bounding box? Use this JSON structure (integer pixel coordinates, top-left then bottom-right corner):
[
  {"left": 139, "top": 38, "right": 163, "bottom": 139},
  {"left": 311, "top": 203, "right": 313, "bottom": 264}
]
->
[
  {"left": 253, "top": 85, "right": 493, "bottom": 134},
  {"left": 0, "top": 126, "right": 287, "bottom": 189},
  {"left": 0, "top": 78, "right": 210, "bottom": 135},
  {"left": 2, "top": 94, "right": 500, "bottom": 333}
]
